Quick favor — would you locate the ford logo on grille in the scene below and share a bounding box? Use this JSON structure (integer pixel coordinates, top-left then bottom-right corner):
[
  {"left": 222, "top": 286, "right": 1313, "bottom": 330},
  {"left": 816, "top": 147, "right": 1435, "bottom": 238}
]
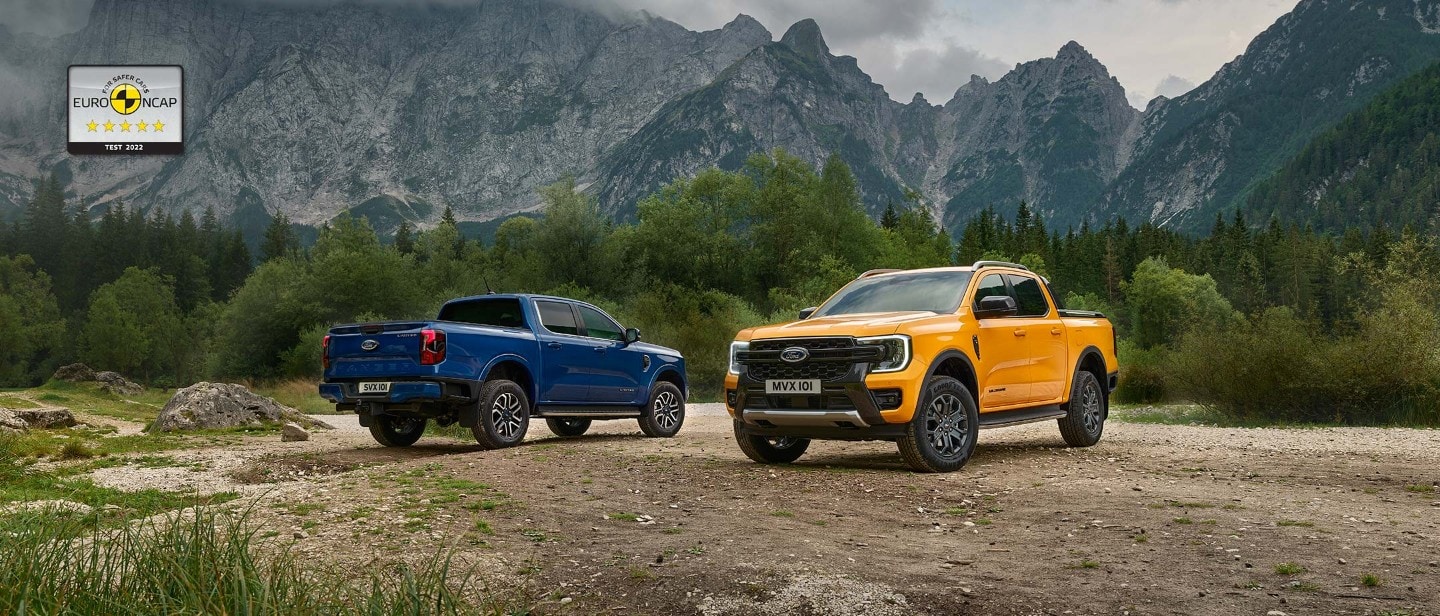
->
[
  {"left": 779, "top": 347, "right": 809, "bottom": 363},
  {"left": 361, "top": 339, "right": 380, "bottom": 351}
]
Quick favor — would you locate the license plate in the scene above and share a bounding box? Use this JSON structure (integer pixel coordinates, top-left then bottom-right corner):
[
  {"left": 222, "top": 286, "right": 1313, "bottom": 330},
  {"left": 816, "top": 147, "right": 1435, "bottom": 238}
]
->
[
  {"left": 358, "top": 382, "right": 391, "bottom": 394},
  {"left": 765, "top": 379, "right": 821, "bottom": 395}
]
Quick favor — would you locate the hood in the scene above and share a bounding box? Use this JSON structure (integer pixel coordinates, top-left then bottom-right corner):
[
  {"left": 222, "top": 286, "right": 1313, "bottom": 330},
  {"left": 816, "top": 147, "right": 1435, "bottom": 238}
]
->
[
  {"left": 628, "top": 341, "right": 682, "bottom": 359},
  {"left": 740, "top": 311, "right": 944, "bottom": 340}
]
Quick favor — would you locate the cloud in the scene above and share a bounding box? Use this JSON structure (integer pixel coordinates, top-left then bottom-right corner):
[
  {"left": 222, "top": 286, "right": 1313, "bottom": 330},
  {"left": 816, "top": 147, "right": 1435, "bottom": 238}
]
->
[
  {"left": 851, "top": 40, "right": 1009, "bottom": 102},
  {"left": 0, "top": 0, "right": 93, "bottom": 36},
  {"left": 1152, "top": 74, "right": 1196, "bottom": 98}
]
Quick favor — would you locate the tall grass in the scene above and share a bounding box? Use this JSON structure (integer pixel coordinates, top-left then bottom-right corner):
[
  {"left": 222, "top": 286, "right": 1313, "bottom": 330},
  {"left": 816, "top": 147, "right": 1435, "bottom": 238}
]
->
[{"left": 0, "top": 442, "right": 527, "bottom": 615}]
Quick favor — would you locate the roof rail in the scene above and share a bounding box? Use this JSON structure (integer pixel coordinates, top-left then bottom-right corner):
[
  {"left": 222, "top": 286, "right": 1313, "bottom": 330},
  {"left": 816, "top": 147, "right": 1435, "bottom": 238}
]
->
[
  {"left": 857, "top": 268, "right": 902, "bottom": 279},
  {"left": 970, "top": 260, "right": 1029, "bottom": 271}
]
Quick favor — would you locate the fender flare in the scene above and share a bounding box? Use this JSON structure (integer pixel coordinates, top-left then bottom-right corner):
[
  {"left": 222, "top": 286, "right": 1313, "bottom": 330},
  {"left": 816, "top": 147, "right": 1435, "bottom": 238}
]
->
[
  {"left": 925, "top": 349, "right": 980, "bottom": 403},
  {"left": 644, "top": 363, "right": 687, "bottom": 399},
  {"left": 462, "top": 353, "right": 538, "bottom": 428},
  {"left": 1063, "top": 345, "right": 1108, "bottom": 410}
]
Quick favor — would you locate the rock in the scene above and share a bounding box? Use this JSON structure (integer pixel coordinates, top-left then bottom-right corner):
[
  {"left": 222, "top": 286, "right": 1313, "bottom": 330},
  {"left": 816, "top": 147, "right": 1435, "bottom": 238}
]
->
[
  {"left": 1267, "top": 611, "right": 1289, "bottom": 616},
  {"left": 293, "top": 530, "right": 308, "bottom": 539},
  {"left": 2, "top": 500, "right": 93, "bottom": 516},
  {"left": 281, "top": 423, "right": 310, "bottom": 442},
  {"left": 12, "top": 407, "right": 77, "bottom": 429},
  {"left": 149, "top": 382, "right": 334, "bottom": 433},
  {"left": 52, "top": 363, "right": 97, "bottom": 382},
  {"left": 0, "top": 409, "right": 27, "bottom": 433},
  {"left": 95, "top": 371, "right": 143, "bottom": 396}
]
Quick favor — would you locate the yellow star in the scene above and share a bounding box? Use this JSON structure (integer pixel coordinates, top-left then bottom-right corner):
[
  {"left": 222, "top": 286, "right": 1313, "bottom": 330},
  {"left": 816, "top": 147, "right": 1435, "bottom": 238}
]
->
[
  {"left": 103, "top": 120, "right": 115, "bottom": 132},
  {"left": 136, "top": 120, "right": 148, "bottom": 132},
  {"left": 86, "top": 120, "right": 98, "bottom": 132},
  {"left": 119, "top": 121, "right": 131, "bottom": 132},
  {"left": 152, "top": 120, "right": 165, "bottom": 132}
]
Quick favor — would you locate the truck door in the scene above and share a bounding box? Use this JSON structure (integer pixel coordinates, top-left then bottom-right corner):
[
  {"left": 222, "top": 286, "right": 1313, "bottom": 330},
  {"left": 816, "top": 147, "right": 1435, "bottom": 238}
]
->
[
  {"left": 575, "top": 304, "right": 643, "bottom": 404},
  {"left": 970, "top": 273, "right": 1031, "bottom": 409},
  {"left": 1005, "top": 273, "right": 1069, "bottom": 404},
  {"left": 533, "top": 300, "right": 592, "bottom": 404}
]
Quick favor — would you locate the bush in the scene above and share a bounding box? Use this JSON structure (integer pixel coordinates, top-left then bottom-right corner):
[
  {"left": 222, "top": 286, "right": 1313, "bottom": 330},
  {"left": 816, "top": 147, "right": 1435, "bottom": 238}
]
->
[
  {"left": 615, "top": 285, "right": 766, "bottom": 398},
  {"left": 1113, "top": 339, "right": 1168, "bottom": 404}
]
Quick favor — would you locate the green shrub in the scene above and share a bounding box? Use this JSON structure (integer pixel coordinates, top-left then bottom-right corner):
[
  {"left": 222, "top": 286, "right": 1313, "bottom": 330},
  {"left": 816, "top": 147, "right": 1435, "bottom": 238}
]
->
[{"left": 1113, "top": 339, "right": 1169, "bottom": 403}]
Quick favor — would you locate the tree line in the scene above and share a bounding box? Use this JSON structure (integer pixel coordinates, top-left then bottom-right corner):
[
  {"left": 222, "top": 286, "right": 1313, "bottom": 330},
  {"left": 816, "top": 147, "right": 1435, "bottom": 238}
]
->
[{"left": 2, "top": 150, "right": 1437, "bottom": 425}]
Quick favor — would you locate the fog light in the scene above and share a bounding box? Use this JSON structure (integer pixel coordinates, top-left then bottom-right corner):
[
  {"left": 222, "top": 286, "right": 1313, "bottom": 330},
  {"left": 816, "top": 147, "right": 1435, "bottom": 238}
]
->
[
  {"left": 874, "top": 389, "right": 903, "bottom": 410},
  {"left": 726, "top": 389, "right": 738, "bottom": 407}
]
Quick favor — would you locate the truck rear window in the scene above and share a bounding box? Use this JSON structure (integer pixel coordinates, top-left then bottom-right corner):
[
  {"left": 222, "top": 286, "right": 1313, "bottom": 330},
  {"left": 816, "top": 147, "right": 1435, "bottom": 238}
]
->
[{"left": 438, "top": 298, "right": 528, "bottom": 329}]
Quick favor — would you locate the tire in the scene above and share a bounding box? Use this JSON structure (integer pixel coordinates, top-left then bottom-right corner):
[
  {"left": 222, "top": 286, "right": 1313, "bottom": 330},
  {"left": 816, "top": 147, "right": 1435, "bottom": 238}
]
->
[
  {"left": 471, "top": 379, "right": 531, "bottom": 450},
  {"left": 638, "top": 382, "right": 685, "bottom": 438},
  {"left": 733, "top": 419, "right": 811, "bottom": 464},
  {"left": 368, "top": 415, "right": 426, "bottom": 447},
  {"left": 1058, "top": 370, "right": 1106, "bottom": 447},
  {"left": 545, "top": 418, "right": 591, "bottom": 437},
  {"left": 897, "top": 376, "right": 980, "bottom": 473}
]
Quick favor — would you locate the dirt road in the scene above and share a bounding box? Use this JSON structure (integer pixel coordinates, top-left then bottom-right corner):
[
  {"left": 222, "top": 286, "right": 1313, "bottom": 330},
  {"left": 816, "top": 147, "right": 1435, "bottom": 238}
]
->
[{"left": 84, "top": 404, "right": 1440, "bottom": 615}]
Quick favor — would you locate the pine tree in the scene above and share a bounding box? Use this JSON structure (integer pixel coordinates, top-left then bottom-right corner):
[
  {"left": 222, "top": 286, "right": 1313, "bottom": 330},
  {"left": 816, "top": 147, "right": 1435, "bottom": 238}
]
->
[
  {"left": 260, "top": 212, "right": 300, "bottom": 262},
  {"left": 880, "top": 202, "right": 899, "bottom": 230},
  {"left": 394, "top": 221, "right": 415, "bottom": 255}
]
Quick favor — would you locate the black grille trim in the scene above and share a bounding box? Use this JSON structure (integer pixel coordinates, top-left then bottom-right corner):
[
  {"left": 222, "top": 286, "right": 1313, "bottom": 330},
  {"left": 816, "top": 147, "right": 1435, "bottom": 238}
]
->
[{"left": 739, "top": 337, "right": 880, "bottom": 382}]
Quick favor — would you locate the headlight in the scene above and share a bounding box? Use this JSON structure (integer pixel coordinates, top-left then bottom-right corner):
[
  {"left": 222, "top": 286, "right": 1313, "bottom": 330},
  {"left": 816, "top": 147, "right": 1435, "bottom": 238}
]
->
[
  {"left": 728, "top": 340, "right": 749, "bottom": 375},
  {"left": 858, "top": 335, "right": 911, "bottom": 373}
]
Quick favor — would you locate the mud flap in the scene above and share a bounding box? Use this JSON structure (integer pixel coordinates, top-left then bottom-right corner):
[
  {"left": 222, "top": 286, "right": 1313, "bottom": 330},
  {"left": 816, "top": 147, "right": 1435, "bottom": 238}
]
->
[{"left": 458, "top": 402, "right": 480, "bottom": 428}]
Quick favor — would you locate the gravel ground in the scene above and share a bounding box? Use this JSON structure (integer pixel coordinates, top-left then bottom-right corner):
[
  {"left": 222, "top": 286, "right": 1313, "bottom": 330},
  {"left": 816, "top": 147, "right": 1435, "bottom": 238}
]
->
[{"left": 73, "top": 403, "right": 1440, "bottom": 615}]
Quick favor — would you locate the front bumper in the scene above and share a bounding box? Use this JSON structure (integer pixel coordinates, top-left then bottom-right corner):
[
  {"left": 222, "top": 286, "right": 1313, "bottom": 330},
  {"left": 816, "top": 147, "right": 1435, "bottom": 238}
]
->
[{"left": 725, "top": 355, "right": 928, "bottom": 430}]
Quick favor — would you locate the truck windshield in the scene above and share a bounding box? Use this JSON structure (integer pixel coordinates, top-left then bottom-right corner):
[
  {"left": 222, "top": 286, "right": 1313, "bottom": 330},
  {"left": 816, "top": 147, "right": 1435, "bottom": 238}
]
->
[
  {"left": 437, "top": 298, "right": 528, "bottom": 329},
  {"left": 813, "top": 270, "right": 974, "bottom": 317}
]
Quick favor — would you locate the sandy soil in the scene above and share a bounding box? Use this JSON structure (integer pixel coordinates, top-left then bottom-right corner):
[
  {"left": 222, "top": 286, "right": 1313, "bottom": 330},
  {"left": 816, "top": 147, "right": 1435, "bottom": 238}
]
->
[{"left": 79, "top": 404, "right": 1440, "bottom": 615}]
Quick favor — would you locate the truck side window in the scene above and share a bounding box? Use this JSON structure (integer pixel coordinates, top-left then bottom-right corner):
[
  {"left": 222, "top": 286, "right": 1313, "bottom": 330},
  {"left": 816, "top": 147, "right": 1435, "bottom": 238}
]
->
[
  {"left": 536, "top": 300, "right": 579, "bottom": 335},
  {"left": 972, "top": 274, "right": 1009, "bottom": 309},
  {"left": 576, "top": 305, "right": 624, "bottom": 342},
  {"left": 1007, "top": 274, "right": 1051, "bottom": 317}
]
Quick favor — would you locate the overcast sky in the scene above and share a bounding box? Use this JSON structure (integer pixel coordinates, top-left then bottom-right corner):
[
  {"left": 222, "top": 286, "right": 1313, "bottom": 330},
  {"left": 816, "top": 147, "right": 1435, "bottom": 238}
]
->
[
  {"left": 3, "top": 0, "right": 1300, "bottom": 108},
  {"left": 609, "top": 0, "right": 1300, "bottom": 108}
]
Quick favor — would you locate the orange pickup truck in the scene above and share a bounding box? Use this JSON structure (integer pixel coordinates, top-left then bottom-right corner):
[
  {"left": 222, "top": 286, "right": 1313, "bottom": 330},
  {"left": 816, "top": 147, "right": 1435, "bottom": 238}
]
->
[{"left": 724, "top": 261, "right": 1118, "bottom": 472}]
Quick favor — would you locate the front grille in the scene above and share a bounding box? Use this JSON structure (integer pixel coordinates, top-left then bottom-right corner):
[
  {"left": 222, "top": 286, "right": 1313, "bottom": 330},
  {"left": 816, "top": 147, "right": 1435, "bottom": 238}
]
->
[
  {"left": 749, "top": 361, "right": 851, "bottom": 381},
  {"left": 741, "top": 337, "right": 880, "bottom": 382},
  {"left": 751, "top": 338, "right": 853, "bottom": 352}
]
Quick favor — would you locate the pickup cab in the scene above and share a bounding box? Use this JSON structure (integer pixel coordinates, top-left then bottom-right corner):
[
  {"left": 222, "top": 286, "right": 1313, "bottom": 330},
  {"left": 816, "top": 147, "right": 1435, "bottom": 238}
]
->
[
  {"left": 724, "top": 261, "right": 1118, "bottom": 472},
  {"left": 319, "top": 294, "right": 688, "bottom": 448}
]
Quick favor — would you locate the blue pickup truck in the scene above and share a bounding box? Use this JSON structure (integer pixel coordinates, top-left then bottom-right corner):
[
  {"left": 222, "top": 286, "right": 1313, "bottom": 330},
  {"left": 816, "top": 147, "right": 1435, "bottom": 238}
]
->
[{"left": 319, "top": 294, "right": 688, "bottom": 449}]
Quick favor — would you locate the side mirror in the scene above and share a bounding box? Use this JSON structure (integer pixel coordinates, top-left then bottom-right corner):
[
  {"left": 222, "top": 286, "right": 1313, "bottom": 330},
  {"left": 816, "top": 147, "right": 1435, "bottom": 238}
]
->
[
  {"left": 974, "top": 295, "right": 1018, "bottom": 319},
  {"left": 623, "top": 328, "right": 641, "bottom": 345},
  {"left": 798, "top": 307, "right": 818, "bottom": 320}
]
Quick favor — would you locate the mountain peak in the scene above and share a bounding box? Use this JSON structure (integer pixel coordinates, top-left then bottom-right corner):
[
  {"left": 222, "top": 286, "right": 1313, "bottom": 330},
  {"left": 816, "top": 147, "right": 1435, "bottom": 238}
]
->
[
  {"left": 722, "top": 13, "right": 770, "bottom": 39},
  {"left": 780, "top": 18, "right": 829, "bottom": 58},
  {"left": 1056, "top": 40, "right": 1094, "bottom": 62}
]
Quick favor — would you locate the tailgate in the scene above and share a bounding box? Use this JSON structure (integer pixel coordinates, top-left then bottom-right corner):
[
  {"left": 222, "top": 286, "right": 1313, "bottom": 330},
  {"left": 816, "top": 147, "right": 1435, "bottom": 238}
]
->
[{"left": 324, "top": 321, "right": 440, "bottom": 379}]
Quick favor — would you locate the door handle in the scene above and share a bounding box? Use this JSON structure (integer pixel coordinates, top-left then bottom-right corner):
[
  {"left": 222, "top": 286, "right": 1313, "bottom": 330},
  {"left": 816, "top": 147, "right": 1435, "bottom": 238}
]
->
[
  {"left": 547, "top": 342, "right": 562, "bottom": 349},
  {"left": 593, "top": 346, "right": 606, "bottom": 353},
  {"left": 1050, "top": 328, "right": 1062, "bottom": 336},
  {"left": 1013, "top": 329, "right": 1027, "bottom": 337}
]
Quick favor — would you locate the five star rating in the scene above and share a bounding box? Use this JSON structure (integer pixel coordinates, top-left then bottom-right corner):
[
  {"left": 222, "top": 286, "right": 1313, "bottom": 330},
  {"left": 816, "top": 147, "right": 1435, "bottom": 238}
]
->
[{"left": 87, "top": 119, "right": 166, "bottom": 133}]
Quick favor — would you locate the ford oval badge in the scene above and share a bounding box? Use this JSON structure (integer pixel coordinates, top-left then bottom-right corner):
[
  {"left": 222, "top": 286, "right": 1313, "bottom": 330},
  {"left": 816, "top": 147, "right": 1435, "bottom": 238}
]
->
[
  {"left": 361, "top": 339, "right": 380, "bottom": 351},
  {"left": 779, "top": 347, "right": 809, "bottom": 363}
]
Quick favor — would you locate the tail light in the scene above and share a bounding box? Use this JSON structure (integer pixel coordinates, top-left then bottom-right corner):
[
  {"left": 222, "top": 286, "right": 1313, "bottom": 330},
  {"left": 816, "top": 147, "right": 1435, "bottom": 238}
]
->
[
  {"left": 321, "top": 335, "right": 331, "bottom": 370},
  {"left": 420, "top": 328, "right": 446, "bottom": 365}
]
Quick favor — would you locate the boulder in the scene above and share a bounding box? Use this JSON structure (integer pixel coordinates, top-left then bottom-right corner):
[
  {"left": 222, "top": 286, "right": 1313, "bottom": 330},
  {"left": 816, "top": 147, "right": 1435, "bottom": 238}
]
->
[
  {"left": 53, "top": 363, "right": 97, "bottom": 382},
  {"left": 0, "top": 409, "right": 26, "bottom": 433},
  {"left": 281, "top": 422, "right": 311, "bottom": 442},
  {"left": 95, "top": 371, "right": 143, "bottom": 396},
  {"left": 12, "top": 407, "right": 76, "bottom": 429},
  {"left": 149, "top": 382, "right": 333, "bottom": 433}
]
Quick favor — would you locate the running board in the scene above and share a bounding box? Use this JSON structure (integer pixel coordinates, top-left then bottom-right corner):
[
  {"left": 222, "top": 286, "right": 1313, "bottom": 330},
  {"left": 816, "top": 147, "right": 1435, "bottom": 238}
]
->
[
  {"left": 536, "top": 406, "right": 642, "bottom": 418},
  {"left": 978, "top": 405, "right": 1065, "bottom": 430}
]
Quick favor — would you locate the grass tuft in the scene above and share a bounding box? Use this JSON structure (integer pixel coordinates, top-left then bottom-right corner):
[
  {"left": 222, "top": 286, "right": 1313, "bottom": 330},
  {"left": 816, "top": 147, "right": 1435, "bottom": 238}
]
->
[{"left": 1274, "top": 562, "right": 1305, "bottom": 575}]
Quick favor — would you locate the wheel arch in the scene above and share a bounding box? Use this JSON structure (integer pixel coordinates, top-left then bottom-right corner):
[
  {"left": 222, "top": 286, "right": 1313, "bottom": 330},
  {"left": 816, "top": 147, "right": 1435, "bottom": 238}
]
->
[
  {"left": 480, "top": 355, "right": 537, "bottom": 406},
  {"left": 649, "top": 364, "right": 687, "bottom": 399},
  {"left": 1065, "top": 346, "right": 1108, "bottom": 409},
  {"left": 926, "top": 350, "right": 979, "bottom": 406}
]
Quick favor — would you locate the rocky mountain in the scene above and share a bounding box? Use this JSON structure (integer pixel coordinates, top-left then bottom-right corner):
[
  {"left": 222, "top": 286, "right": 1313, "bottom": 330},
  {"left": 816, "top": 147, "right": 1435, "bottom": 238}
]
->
[
  {"left": 1100, "top": 0, "right": 1440, "bottom": 230},
  {"left": 1, "top": 0, "right": 1438, "bottom": 236},
  {"left": 1243, "top": 61, "right": 1440, "bottom": 231},
  {"left": 0, "top": 0, "right": 770, "bottom": 228}
]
